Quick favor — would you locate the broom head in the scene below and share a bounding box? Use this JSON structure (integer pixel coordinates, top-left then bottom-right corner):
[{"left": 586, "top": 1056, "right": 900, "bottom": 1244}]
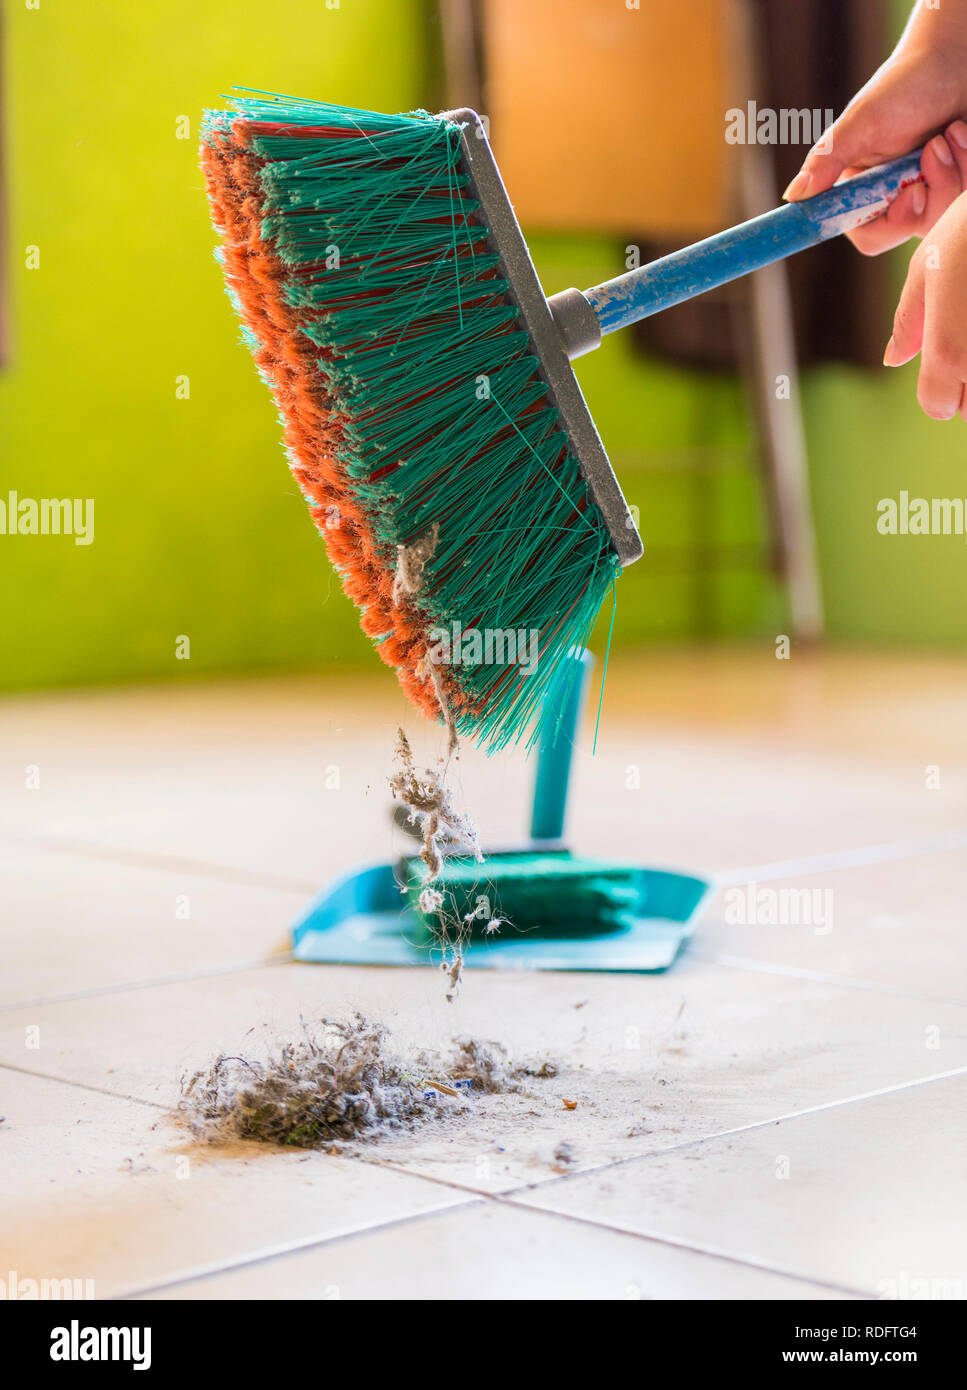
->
[{"left": 200, "top": 94, "right": 640, "bottom": 751}]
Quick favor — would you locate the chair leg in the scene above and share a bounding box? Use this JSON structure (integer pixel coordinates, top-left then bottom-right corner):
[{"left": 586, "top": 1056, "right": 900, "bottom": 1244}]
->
[{"left": 727, "top": 0, "right": 825, "bottom": 642}]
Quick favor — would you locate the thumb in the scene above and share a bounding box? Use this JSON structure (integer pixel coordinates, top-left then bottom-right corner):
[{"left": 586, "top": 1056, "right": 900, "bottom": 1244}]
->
[
  {"left": 783, "top": 63, "right": 919, "bottom": 200},
  {"left": 783, "top": 120, "right": 867, "bottom": 201}
]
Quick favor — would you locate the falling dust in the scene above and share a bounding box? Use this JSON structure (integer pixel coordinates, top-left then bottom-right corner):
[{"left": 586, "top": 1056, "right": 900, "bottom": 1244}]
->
[
  {"left": 391, "top": 527, "right": 522, "bottom": 996},
  {"left": 389, "top": 716, "right": 483, "bottom": 1000},
  {"left": 390, "top": 523, "right": 488, "bottom": 998},
  {"left": 178, "top": 1013, "right": 557, "bottom": 1151},
  {"left": 388, "top": 729, "right": 480, "bottom": 882}
]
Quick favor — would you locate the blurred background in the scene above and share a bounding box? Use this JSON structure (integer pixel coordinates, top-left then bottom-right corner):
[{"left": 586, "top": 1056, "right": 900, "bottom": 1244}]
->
[{"left": 1, "top": 0, "right": 964, "bottom": 701}]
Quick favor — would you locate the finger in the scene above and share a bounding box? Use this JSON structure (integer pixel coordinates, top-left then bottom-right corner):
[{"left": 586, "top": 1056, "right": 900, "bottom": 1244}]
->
[
  {"left": 848, "top": 180, "right": 926, "bottom": 255},
  {"left": 840, "top": 134, "right": 967, "bottom": 259},
  {"left": 944, "top": 120, "right": 967, "bottom": 184},
  {"left": 784, "top": 143, "right": 851, "bottom": 202},
  {"left": 783, "top": 104, "right": 876, "bottom": 199},
  {"left": 918, "top": 359, "right": 965, "bottom": 420},
  {"left": 884, "top": 252, "right": 926, "bottom": 367},
  {"left": 918, "top": 279, "right": 967, "bottom": 420},
  {"left": 916, "top": 336, "right": 961, "bottom": 422},
  {"left": 850, "top": 135, "right": 964, "bottom": 255},
  {"left": 919, "top": 133, "right": 964, "bottom": 230}
]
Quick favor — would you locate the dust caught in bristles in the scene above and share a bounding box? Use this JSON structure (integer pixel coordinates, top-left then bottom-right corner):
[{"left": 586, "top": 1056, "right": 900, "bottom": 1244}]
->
[{"left": 392, "top": 522, "right": 440, "bottom": 604}]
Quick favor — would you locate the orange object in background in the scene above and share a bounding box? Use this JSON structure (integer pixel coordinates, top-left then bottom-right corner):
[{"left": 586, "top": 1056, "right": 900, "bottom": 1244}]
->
[{"left": 484, "top": 0, "right": 729, "bottom": 237}]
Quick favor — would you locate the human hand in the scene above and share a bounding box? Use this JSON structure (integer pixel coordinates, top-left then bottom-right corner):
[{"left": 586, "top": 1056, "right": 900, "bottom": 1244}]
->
[
  {"left": 883, "top": 190, "right": 967, "bottom": 420},
  {"left": 784, "top": 9, "right": 967, "bottom": 253},
  {"left": 783, "top": 3, "right": 967, "bottom": 418}
]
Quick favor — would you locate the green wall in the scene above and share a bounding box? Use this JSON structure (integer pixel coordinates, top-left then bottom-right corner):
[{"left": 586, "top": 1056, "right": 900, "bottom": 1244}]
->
[
  {"left": 806, "top": 360, "right": 967, "bottom": 646},
  {"left": 0, "top": 0, "right": 428, "bottom": 691},
  {"left": 0, "top": 0, "right": 962, "bottom": 696}
]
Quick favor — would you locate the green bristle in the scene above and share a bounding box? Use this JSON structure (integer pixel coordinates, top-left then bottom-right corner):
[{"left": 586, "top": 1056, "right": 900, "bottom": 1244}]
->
[
  {"left": 404, "top": 853, "right": 641, "bottom": 940},
  {"left": 202, "top": 93, "right": 620, "bottom": 753}
]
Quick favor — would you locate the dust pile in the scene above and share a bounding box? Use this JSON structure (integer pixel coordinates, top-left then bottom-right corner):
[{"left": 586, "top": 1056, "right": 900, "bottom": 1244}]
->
[
  {"left": 450, "top": 1035, "right": 557, "bottom": 1093},
  {"left": 179, "top": 1014, "right": 554, "bottom": 1151},
  {"left": 179, "top": 1015, "right": 432, "bottom": 1149}
]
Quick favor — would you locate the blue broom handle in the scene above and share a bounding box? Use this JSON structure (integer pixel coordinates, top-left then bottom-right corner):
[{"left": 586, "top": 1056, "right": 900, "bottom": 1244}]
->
[{"left": 582, "top": 151, "right": 924, "bottom": 336}]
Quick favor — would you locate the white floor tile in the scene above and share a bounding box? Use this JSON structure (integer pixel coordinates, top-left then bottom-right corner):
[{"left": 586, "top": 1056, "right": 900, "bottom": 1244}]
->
[
  {"left": 0, "top": 841, "right": 298, "bottom": 1009},
  {"left": 699, "top": 846, "right": 967, "bottom": 1003},
  {"left": 515, "top": 1072, "right": 967, "bottom": 1296}
]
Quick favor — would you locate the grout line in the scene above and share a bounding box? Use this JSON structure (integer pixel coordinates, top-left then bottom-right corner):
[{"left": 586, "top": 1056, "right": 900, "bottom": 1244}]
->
[
  {"left": 0, "top": 955, "right": 293, "bottom": 1015},
  {"left": 494, "top": 1197, "right": 871, "bottom": 1299},
  {"left": 356, "top": 1154, "right": 505, "bottom": 1203},
  {"left": 0, "top": 823, "right": 319, "bottom": 896},
  {"left": 712, "top": 826, "right": 967, "bottom": 887},
  {"left": 347, "top": 1068, "right": 967, "bottom": 1219},
  {"left": 8, "top": 1057, "right": 961, "bottom": 1301},
  {"left": 499, "top": 1063, "right": 967, "bottom": 1197},
  {"left": 116, "top": 1158, "right": 862, "bottom": 1302},
  {"left": 687, "top": 947, "right": 967, "bottom": 1008},
  {"left": 7, "top": 1058, "right": 966, "bottom": 1207},
  {"left": 360, "top": 1064, "right": 967, "bottom": 1210},
  {"left": 118, "top": 1197, "right": 485, "bottom": 1300},
  {"left": 275, "top": 1062, "right": 967, "bottom": 1295},
  {"left": 0, "top": 1060, "right": 170, "bottom": 1111},
  {"left": 119, "top": 1161, "right": 866, "bottom": 1302},
  {"left": 7, "top": 821, "right": 967, "bottom": 905},
  {"left": 4, "top": 808, "right": 964, "bottom": 1298}
]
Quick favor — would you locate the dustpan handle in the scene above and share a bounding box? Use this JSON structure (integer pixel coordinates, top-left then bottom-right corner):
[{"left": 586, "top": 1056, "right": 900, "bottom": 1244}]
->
[
  {"left": 548, "top": 150, "right": 924, "bottom": 358},
  {"left": 530, "top": 648, "right": 594, "bottom": 842}
]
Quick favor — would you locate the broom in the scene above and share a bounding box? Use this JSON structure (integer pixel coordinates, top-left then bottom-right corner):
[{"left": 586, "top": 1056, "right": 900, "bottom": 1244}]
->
[{"left": 200, "top": 92, "right": 921, "bottom": 753}]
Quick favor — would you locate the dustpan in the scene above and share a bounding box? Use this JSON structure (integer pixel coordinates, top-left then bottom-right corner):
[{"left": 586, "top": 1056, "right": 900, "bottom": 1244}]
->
[{"left": 292, "top": 651, "right": 710, "bottom": 971}]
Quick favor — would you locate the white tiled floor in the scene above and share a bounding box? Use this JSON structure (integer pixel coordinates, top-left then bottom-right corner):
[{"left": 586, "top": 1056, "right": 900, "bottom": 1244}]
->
[
  {"left": 2, "top": 650, "right": 966, "bottom": 1299},
  {"left": 143, "top": 1201, "right": 854, "bottom": 1302}
]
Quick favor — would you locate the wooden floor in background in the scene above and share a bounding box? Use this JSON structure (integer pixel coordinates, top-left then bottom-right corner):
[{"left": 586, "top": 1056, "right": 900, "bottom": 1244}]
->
[{"left": 1, "top": 647, "right": 965, "bottom": 1300}]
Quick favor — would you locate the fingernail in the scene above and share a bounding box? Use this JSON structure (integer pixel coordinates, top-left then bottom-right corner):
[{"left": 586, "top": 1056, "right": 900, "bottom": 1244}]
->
[
  {"left": 933, "top": 134, "right": 955, "bottom": 166},
  {"left": 883, "top": 336, "right": 899, "bottom": 366},
  {"left": 782, "top": 170, "right": 812, "bottom": 201},
  {"left": 913, "top": 182, "right": 927, "bottom": 216},
  {"left": 949, "top": 120, "right": 967, "bottom": 150}
]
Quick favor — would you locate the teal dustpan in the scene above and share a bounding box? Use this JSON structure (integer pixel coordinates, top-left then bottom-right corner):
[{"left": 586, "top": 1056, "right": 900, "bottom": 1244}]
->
[{"left": 292, "top": 652, "right": 709, "bottom": 971}]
